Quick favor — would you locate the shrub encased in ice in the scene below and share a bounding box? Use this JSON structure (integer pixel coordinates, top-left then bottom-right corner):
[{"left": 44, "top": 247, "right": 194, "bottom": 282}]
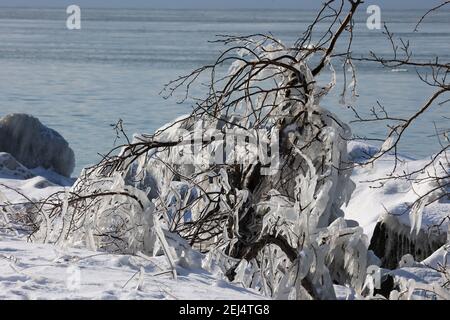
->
[{"left": 0, "top": 114, "right": 75, "bottom": 177}]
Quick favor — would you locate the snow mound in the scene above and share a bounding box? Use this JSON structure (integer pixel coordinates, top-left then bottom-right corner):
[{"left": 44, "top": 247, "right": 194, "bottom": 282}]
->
[
  {"left": 343, "top": 141, "right": 449, "bottom": 269},
  {"left": 343, "top": 141, "right": 449, "bottom": 239},
  {"left": 0, "top": 114, "right": 75, "bottom": 177},
  {"left": 0, "top": 152, "right": 34, "bottom": 180},
  {"left": 347, "top": 141, "right": 379, "bottom": 163},
  {"left": 0, "top": 159, "right": 74, "bottom": 237},
  {"left": 389, "top": 266, "right": 449, "bottom": 300}
]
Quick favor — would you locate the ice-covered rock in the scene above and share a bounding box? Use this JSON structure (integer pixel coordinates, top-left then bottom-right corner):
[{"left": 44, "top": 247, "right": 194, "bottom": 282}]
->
[
  {"left": 0, "top": 113, "right": 75, "bottom": 177},
  {"left": 369, "top": 214, "right": 447, "bottom": 269},
  {"left": 343, "top": 141, "right": 449, "bottom": 269}
]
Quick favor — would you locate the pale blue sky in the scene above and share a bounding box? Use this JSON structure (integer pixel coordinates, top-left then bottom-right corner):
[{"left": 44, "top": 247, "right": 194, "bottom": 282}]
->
[{"left": 0, "top": 0, "right": 444, "bottom": 9}]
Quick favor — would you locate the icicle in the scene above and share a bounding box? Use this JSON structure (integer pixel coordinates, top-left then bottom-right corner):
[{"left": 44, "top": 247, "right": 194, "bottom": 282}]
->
[
  {"left": 409, "top": 199, "right": 425, "bottom": 235},
  {"left": 153, "top": 215, "right": 177, "bottom": 280}
]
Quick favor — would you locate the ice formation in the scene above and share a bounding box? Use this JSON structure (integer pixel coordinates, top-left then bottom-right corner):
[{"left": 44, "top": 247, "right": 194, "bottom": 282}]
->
[
  {"left": 30, "top": 35, "right": 376, "bottom": 300},
  {"left": 0, "top": 113, "right": 75, "bottom": 177},
  {"left": 344, "top": 142, "right": 450, "bottom": 269}
]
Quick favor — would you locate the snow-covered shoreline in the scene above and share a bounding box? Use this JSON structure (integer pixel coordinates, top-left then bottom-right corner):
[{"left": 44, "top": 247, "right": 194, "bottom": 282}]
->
[{"left": 0, "top": 125, "right": 448, "bottom": 300}]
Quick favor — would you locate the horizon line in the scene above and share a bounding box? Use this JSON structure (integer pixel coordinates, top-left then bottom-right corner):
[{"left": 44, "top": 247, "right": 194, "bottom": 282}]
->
[{"left": 0, "top": 5, "right": 440, "bottom": 11}]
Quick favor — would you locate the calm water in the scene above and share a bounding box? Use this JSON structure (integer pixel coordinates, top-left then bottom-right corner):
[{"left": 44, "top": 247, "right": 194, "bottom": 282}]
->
[{"left": 0, "top": 7, "right": 449, "bottom": 175}]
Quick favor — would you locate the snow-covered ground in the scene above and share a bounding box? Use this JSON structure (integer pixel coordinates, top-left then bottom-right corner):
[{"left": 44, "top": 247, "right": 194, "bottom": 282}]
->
[
  {"left": 0, "top": 233, "right": 264, "bottom": 300},
  {"left": 0, "top": 141, "right": 448, "bottom": 300}
]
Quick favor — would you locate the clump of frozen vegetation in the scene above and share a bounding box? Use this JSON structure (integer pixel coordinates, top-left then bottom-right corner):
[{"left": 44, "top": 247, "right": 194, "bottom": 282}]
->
[
  {"left": 27, "top": 1, "right": 379, "bottom": 300},
  {"left": 0, "top": 113, "right": 75, "bottom": 177}
]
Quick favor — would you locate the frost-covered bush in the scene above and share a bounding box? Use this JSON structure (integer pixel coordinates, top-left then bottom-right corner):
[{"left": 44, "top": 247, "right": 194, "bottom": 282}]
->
[
  {"left": 31, "top": 171, "right": 150, "bottom": 253},
  {"left": 0, "top": 113, "right": 75, "bottom": 177},
  {"left": 11, "top": 0, "right": 450, "bottom": 300},
  {"left": 48, "top": 29, "right": 371, "bottom": 299},
  {"left": 30, "top": 1, "right": 383, "bottom": 300}
]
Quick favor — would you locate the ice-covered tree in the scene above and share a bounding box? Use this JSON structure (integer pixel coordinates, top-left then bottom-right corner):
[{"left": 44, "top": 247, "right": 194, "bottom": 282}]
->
[{"left": 20, "top": 0, "right": 449, "bottom": 300}]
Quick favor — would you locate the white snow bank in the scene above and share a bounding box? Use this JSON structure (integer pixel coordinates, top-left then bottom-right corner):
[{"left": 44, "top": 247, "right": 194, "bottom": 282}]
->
[
  {"left": 0, "top": 152, "right": 74, "bottom": 186},
  {"left": 0, "top": 114, "right": 75, "bottom": 177},
  {"left": 0, "top": 158, "right": 74, "bottom": 237},
  {"left": 343, "top": 141, "right": 450, "bottom": 240},
  {"left": 389, "top": 266, "right": 449, "bottom": 300},
  {"left": 0, "top": 152, "right": 34, "bottom": 180},
  {"left": 0, "top": 233, "right": 264, "bottom": 300},
  {"left": 0, "top": 160, "right": 73, "bottom": 207}
]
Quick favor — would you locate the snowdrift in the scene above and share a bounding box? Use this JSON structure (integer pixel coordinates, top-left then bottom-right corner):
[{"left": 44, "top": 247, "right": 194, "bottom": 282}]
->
[
  {"left": 0, "top": 152, "right": 35, "bottom": 180},
  {"left": 343, "top": 141, "right": 450, "bottom": 271}
]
